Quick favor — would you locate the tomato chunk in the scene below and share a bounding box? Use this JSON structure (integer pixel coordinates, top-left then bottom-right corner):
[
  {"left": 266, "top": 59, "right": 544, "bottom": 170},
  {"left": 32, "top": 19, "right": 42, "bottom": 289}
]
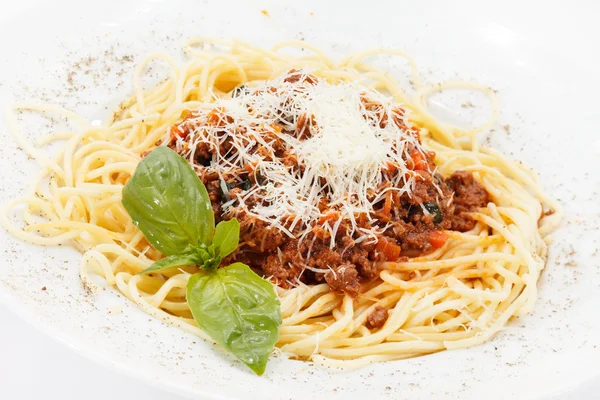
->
[
  {"left": 376, "top": 238, "right": 401, "bottom": 261},
  {"left": 410, "top": 149, "right": 429, "bottom": 171},
  {"left": 169, "top": 125, "right": 186, "bottom": 139},
  {"left": 428, "top": 231, "right": 448, "bottom": 248}
]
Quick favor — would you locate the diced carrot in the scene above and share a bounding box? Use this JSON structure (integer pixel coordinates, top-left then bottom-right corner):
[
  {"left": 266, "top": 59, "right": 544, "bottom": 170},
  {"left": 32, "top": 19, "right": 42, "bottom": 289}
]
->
[
  {"left": 312, "top": 226, "right": 329, "bottom": 240},
  {"left": 169, "top": 125, "right": 186, "bottom": 139},
  {"left": 385, "top": 161, "right": 398, "bottom": 174},
  {"left": 270, "top": 123, "right": 282, "bottom": 133},
  {"left": 376, "top": 238, "right": 401, "bottom": 261},
  {"left": 317, "top": 211, "right": 339, "bottom": 225},
  {"left": 207, "top": 107, "right": 228, "bottom": 126},
  {"left": 410, "top": 149, "right": 429, "bottom": 171},
  {"left": 357, "top": 212, "right": 367, "bottom": 226},
  {"left": 428, "top": 231, "right": 448, "bottom": 248},
  {"left": 244, "top": 163, "right": 255, "bottom": 174}
]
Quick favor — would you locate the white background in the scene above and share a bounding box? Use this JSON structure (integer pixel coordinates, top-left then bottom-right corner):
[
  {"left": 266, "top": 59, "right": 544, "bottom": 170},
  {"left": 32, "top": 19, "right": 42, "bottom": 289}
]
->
[{"left": 1, "top": 300, "right": 599, "bottom": 400}]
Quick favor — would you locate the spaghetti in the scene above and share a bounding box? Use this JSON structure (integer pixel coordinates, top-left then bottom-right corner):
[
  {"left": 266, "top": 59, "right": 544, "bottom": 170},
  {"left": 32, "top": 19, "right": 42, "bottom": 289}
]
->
[{"left": 1, "top": 39, "right": 561, "bottom": 369}]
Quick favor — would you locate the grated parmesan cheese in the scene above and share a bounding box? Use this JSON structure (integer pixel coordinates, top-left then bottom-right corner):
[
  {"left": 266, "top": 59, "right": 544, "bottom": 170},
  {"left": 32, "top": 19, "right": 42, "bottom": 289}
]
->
[{"left": 173, "top": 71, "right": 431, "bottom": 243}]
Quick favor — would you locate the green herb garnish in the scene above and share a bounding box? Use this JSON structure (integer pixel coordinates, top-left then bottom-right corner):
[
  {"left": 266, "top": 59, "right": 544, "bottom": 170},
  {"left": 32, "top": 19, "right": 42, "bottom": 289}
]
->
[
  {"left": 122, "top": 146, "right": 281, "bottom": 375},
  {"left": 241, "top": 178, "right": 252, "bottom": 191},
  {"left": 423, "top": 202, "right": 443, "bottom": 224},
  {"left": 187, "top": 263, "right": 281, "bottom": 375}
]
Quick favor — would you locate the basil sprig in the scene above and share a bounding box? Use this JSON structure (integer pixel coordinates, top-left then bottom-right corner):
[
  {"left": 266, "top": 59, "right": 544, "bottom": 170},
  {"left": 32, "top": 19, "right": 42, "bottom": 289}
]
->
[{"left": 122, "top": 146, "right": 281, "bottom": 375}]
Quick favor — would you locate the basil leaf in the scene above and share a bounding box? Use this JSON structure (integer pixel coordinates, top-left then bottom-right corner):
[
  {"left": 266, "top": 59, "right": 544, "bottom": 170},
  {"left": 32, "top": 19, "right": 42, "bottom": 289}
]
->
[
  {"left": 140, "top": 252, "right": 203, "bottom": 275},
  {"left": 122, "top": 146, "right": 215, "bottom": 255},
  {"left": 241, "top": 179, "right": 252, "bottom": 191},
  {"left": 424, "top": 202, "right": 443, "bottom": 224},
  {"left": 213, "top": 219, "right": 240, "bottom": 258},
  {"left": 186, "top": 263, "right": 281, "bottom": 375}
]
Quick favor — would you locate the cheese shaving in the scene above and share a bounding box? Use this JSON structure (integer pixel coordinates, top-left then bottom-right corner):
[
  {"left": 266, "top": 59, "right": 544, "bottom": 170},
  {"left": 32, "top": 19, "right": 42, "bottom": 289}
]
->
[{"left": 173, "top": 71, "right": 430, "bottom": 241}]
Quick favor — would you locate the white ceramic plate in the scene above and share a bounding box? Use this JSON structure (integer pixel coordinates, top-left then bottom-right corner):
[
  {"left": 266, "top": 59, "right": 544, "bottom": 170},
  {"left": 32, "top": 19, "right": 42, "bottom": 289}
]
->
[{"left": 1, "top": 1, "right": 599, "bottom": 399}]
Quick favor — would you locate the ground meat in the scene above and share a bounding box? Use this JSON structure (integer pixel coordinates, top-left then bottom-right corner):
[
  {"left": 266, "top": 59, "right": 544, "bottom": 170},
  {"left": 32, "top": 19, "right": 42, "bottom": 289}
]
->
[
  {"left": 205, "top": 180, "right": 221, "bottom": 203},
  {"left": 188, "top": 164, "right": 489, "bottom": 295},
  {"left": 402, "top": 230, "right": 435, "bottom": 254},
  {"left": 222, "top": 169, "right": 488, "bottom": 294},
  {"left": 283, "top": 69, "right": 318, "bottom": 85},
  {"left": 161, "top": 71, "right": 492, "bottom": 296},
  {"left": 194, "top": 142, "right": 213, "bottom": 163},
  {"left": 447, "top": 171, "right": 489, "bottom": 211},
  {"left": 240, "top": 170, "right": 488, "bottom": 294},
  {"left": 237, "top": 216, "right": 287, "bottom": 253},
  {"left": 445, "top": 171, "right": 489, "bottom": 231},
  {"left": 294, "top": 113, "right": 316, "bottom": 140},
  {"left": 263, "top": 253, "right": 305, "bottom": 286},
  {"left": 349, "top": 247, "right": 377, "bottom": 280},
  {"left": 410, "top": 172, "right": 440, "bottom": 205},
  {"left": 366, "top": 306, "right": 389, "bottom": 329},
  {"left": 324, "top": 264, "right": 360, "bottom": 297}
]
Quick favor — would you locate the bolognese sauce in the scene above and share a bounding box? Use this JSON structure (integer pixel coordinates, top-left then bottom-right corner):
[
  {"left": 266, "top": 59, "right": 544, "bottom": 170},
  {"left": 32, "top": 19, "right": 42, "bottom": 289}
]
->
[{"left": 160, "top": 70, "right": 489, "bottom": 296}]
